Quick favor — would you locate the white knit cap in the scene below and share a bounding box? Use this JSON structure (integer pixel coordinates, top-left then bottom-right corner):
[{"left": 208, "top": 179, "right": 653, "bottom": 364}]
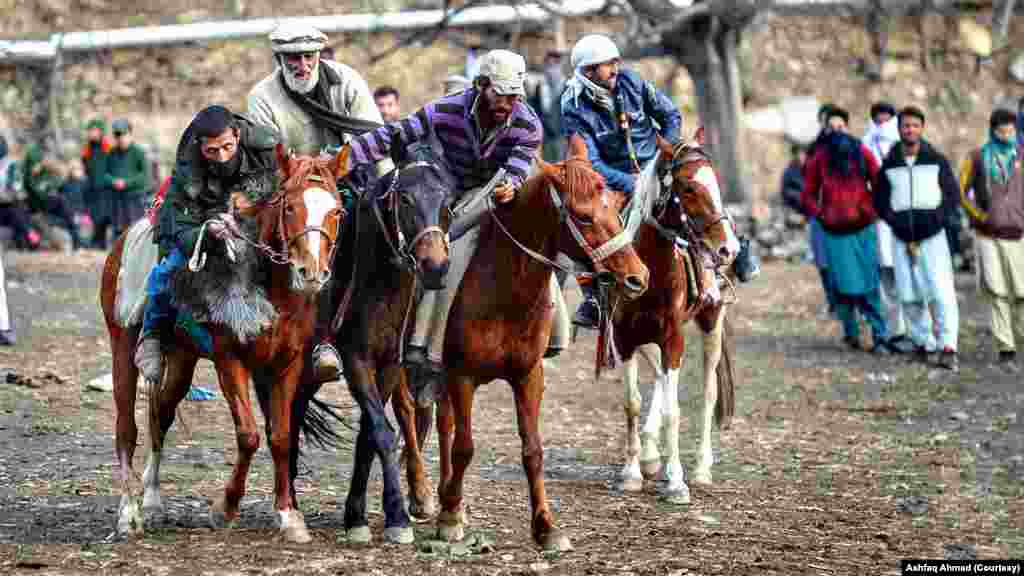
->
[
  {"left": 570, "top": 34, "right": 621, "bottom": 70},
  {"left": 270, "top": 22, "right": 328, "bottom": 54},
  {"left": 476, "top": 50, "right": 527, "bottom": 96}
]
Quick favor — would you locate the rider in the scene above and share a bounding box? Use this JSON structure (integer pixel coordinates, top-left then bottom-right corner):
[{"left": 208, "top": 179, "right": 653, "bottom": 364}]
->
[
  {"left": 247, "top": 22, "right": 392, "bottom": 384},
  {"left": 560, "top": 34, "right": 682, "bottom": 328},
  {"left": 330, "top": 49, "right": 570, "bottom": 401},
  {"left": 134, "top": 105, "right": 281, "bottom": 385}
]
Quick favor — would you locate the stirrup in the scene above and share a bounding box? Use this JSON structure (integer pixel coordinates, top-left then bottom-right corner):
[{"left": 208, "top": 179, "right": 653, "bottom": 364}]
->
[{"left": 312, "top": 343, "right": 342, "bottom": 383}]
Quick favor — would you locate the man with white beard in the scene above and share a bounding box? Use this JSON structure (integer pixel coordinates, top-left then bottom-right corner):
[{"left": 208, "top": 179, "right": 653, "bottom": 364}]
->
[{"left": 248, "top": 22, "right": 392, "bottom": 385}]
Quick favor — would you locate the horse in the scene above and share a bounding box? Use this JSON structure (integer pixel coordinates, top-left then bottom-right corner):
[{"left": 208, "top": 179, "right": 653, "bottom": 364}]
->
[
  {"left": 288, "top": 139, "right": 453, "bottom": 544},
  {"left": 613, "top": 135, "right": 740, "bottom": 503},
  {"left": 100, "top": 145, "right": 345, "bottom": 543},
  {"left": 432, "top": 134, "right": 650, "bottom": 551}
]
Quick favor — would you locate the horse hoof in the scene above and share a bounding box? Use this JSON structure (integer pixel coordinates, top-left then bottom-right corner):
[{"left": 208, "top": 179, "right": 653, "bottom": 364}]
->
[
  {"left": 346, "top": 526, "right": 373, "bottom": 544},
  {"left": 616, "top": 476, "right": 644, "bottom": 493},
  {"left": 117, "top": 498, "right": 144, "bottom": 536},
  {"left": 280, "top": 510, "right": 312, "bottom": 544},
  {"left": 658, "top": 483, "right": 691, "bottom": 505},
  {"left": 209, "top": 499, "right": 238, "bottom": 529},
  {"left": 436, "top": 522, "right": 464, "bottom": 543},
  {"left": 540, "top": 530, "right": 573, "bottom": 552},
  {"left": 408, "top": 494, "right": 436, "bottom": 520},
  {"left": 693, "top": 469, "right": 713, "bottom": 486},
  {"left": 141, "top": 491, "right": 163, "bottom": 514},
  {"left": 640, "top": 459, "right": 662, "bottom": 480},
  {"left": 383, "top": 526, "right": 415, "bottom": 545}
]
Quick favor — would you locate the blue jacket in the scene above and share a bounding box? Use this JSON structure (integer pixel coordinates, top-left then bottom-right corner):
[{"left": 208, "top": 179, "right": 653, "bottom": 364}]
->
[{"left": 560, "top": 69, "right": 681, "bottom": 194}]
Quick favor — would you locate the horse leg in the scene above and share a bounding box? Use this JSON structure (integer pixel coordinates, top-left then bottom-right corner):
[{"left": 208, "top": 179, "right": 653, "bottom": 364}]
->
[
  {"left": 694, "top": 312, "right": 724, "bottom": 486},
  {"left": 368, "top": 366, "right": 413, "bottom": 544},
  {"left": 617, "top": 356, "right": 644, "bottom": 492},
  {"left": 343, "top": 415, "right": 374, "bottom": 544},
  {"left": 142, "top": 347, "right": 196, "bottom": 515},
  {"left": 210, "top": 359, "right": 260, "bottom": 529},
  {"left": 113, "top": 323, "right": 143, "bottom": 537},
  {"left": 268, "top": 358, "right": 311, "bottom": 543},
  {"left": 637, "top": 345, "right": 663, "bottom": 479},
  {"left": 436, "top": 372, "right": 475, "bottom": 543},
  {"left": 657, "top": 362, "right": 689, "bottom": 504},
  {"left": 515, "top": 364, "right": 572, "bottom": 551},
  {"left": 391, "top": 366, "right": 434, "bottom": 519},
  {"left": 435, "top": 388, "right": 454, "bottom": 498}
]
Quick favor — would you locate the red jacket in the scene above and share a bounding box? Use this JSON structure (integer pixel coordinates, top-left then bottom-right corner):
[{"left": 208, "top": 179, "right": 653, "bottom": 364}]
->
[{"left": 801, "top": 140, "right": 880, "bottom": 233}]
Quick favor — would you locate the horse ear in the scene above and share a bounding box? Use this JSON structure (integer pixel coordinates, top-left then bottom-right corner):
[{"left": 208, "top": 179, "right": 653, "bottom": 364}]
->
[
  {"left": 655, "top": 134, "right": 674, "bottom": 158},
  {"left": 275, "top": 143, "right": 290, "bottom": 178},
  {"left": 537, "top": 157, "right": 560, "bottom": 181},
  {"left": 567, "top": 134, "right": 589, "bottom": 161},
  {"left": 329, "top": 144, "right": 350, "bottom": 179},
  {"left": 231, "top": 191, "right": 258, "bottom": 217}
]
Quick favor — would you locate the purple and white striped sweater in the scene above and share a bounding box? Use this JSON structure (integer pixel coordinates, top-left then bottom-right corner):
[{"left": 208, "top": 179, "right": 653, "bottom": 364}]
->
[{"left": 346, "top": 88, "right": 542, "bottom": 193}]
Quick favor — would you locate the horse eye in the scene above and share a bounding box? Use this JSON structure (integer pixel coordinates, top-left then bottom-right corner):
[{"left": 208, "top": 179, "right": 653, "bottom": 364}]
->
[
  {"left": 575, "top": 213, "right": 594, "bottom": 226},
  {"left": 285, "top": 204, "right": 296, "bottom": 214}
]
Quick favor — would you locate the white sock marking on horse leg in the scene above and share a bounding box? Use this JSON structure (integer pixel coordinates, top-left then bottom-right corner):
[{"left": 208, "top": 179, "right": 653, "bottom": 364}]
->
[
  {"left": 640, "top": 366, "right": 664, "bottom": 476},
  {"left": 141, "top": 450, "right": 163, "bottom": 511},
  {"left": 696, "top": 316, "right": 724, "bottom": 485},
  {"left": 661, "top": 367, "right": 686, "bottom": 494},
  {"left": 618, "top": 357, "right": 643, "bottom": 489}
]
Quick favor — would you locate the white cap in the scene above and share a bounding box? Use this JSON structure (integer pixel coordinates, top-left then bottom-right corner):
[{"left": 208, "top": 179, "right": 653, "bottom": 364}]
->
[
  {"left": 570, "top": 34, "right": 621, "bottom": 70},
  {"left": 270, "top": 21, "right": 328, "bottom": 54},
  {"left": 476, "top": 49, "right": 526, "bottom": 96}
]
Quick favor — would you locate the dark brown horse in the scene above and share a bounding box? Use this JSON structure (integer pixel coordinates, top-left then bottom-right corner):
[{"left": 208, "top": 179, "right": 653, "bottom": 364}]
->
[
  {"left": 608, "top": 135, "right": 739, "bottom": 503},
  {"left": 288, "top": 140, "right": 453, "bottom": 545},
  {"left": 101, "top": 146, "right": 344, "bottom": 542},
  {"left": 433, "top": 135, "right": 650, "bottom": 551}
]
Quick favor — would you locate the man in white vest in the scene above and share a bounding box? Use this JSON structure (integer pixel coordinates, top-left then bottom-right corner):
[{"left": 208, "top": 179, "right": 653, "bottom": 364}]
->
[{"left": 248, "top": 22, "right": 392, "bottom": 384}]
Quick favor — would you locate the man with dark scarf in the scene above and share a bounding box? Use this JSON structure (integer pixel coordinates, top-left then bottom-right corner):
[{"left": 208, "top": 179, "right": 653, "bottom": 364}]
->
[
  {"left": 247, "top": 22, "right": 391, "bottom": 384},
  {"left": 802, "top": 106, "right": 893, "bottom": 355},
  {"left": 960, "top": 108, "right": 1024, "bottom": 373},
  {"left": 134, "top": 105, "right": 282, "bottom": 385}
]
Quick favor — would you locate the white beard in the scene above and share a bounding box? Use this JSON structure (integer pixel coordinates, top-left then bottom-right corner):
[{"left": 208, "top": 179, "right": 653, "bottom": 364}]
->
[{"left": 281, "top": 57, "right": 319, "bottom": 94}]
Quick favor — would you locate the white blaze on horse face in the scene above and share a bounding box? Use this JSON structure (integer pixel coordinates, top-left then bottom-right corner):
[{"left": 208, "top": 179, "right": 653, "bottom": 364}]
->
[
  {"left": 302, "top": 187, "right": 337, "bottom": 271},
  {"left": 692, "top": 165, "right": 740, "bottom": 257}
]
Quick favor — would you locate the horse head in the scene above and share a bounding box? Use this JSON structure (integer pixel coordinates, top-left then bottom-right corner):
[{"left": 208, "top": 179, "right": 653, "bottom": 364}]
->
[
  {"left": 537, "top": 134, "right": 649, "bottom": 300},
  {"left": 364, "top": 137, "right": 452, "bottom": 289},
  {"left": 233, "top": 143, "right": 344, "bottom": 297},
  {"left": 655, "top": 133, "right": 739, "bottom": 266}
]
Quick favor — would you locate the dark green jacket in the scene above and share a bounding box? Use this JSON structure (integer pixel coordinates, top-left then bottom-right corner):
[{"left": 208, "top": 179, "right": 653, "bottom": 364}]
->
[
  {"left": 156, "top": 114, "right": 280, "bottom": 256},
  {"left": 105, "top": 143, "right": 151, "bottom": 201},
  {"left": 22, "top": 144, "right": 64, "bottom": 213},
  {"left": 82, "top": 137, "right": 113, "bottom": 221}
]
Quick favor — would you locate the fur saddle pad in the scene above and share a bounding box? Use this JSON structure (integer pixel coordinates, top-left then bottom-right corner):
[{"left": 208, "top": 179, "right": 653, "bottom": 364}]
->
[{"left": 114, "top": 218, "right": 160, "bottom": 328}]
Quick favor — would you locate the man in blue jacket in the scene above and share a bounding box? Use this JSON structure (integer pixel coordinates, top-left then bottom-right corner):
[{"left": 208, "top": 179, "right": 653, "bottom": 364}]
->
[{"left": 560, "top": 34, "right": 682, "bottom": 327}]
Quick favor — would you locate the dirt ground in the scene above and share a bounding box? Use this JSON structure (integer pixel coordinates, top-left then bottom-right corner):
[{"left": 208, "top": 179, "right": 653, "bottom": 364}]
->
[{"left": 0, "top": 249, "right": 1021, "bottom": 575}]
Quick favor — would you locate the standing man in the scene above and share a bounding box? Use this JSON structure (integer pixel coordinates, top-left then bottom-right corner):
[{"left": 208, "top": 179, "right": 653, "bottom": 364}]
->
[
  {"left": 875, "top": 106, "right": 961, "bottom": 371},
  {"left": 82, "top": 118, "right": 114, "bottom": 249},
  {"left": 801, "top": 106, "right": 891, "bottom": 353},
  {"left": 528, "top": 50, "right": 567, "bottom": 163},
  {"left": 248, "top": 22, "right": 391, "bottom": 384},
  {"left": 960, "top": 108, "right": 1024, "bottom": 373},
  {"left": 560, "top": 34, "right": 683, "bottom": 327},
  {"left": 373, "top": 85, "right": 401, "bottom": 123},
  {"left": 862, "top": 101, "right": 909, "bottom": 351},
  {"left": 106, "top": 119, "right": 152, "bottom": 239}
]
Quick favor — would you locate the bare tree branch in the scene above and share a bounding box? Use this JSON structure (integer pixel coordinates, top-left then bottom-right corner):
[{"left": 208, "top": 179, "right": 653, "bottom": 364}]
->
[{"left": 369, "top": 0, "right": 488, "bottom": 65}]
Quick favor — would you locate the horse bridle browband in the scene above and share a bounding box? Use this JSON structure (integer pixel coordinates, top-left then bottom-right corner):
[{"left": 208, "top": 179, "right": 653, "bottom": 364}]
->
[{"left": 372, "top": 161, "right": 449, "bottom": 273}]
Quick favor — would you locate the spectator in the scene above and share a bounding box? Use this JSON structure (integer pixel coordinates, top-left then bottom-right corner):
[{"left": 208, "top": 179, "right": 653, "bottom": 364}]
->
[
  {"left": 802, "top": 106, "right": 891, "bottom": 354},
  {"left": 960, "top": 108, "right": 1024, "bottom": 373},
  {"left": 1017, "top": 96, "right": 1023, "bottom": 147},
  {"left": 528, "top": 50, "right": 567, "bottom": 162},
  {"left": 373, "top": 85, "right": 401, "bottom": 123},
  {"left": 82, "top": 118, "right": 114, "bottom": 249},
  {"left": 443, "top": 74, "right": 470, "bottom": 96},
  {"left": 862, "top": 101, "right": 910, "bottom": 351},
  {"left": 22, "top": 143, "right": 82, "bottom": 250},
  {"left": 0, "top": 135, "right": 41, "bottom": 250},
  {"left": 780, "top": 142, "right": 806, "bottom": 214},
  {"left": 875, "top": 106, "right": 961, "bottom": 371},
  {"left": 806, "top": 103, "right": 839, "bottom": 317},
  {"left": 106, "top": 119, "right": 152, "bottom": 238},
  {"left": 0, "top": 249, "right": 12, "bottom": 346}
]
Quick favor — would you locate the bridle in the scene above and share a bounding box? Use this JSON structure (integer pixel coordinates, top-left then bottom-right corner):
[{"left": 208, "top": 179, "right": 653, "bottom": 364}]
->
[{"left": 371, "top": 160, "right": 450, "bottom": 274}]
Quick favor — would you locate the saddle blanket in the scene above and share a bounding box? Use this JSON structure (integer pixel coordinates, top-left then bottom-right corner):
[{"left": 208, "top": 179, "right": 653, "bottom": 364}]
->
[{"left": 114, "top": 218, "right": 160, "bottom": 328}]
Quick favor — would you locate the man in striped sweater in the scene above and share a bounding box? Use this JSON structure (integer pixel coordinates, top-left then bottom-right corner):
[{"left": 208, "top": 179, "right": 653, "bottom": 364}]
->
[{"left": 334, "top": 49, "right": 570, "bottom": 402}]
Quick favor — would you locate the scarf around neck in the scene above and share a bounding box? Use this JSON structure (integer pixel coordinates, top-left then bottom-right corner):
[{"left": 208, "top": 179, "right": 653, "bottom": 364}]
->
[
  {"left": 280, "top": 64, "right": 384, "bottom": 141},
  {"left": 567, "top": 69, "right": 615, "bottom": 115},
  {"left": 982, "top": 130, "right": 1018, "bottom": 186}
]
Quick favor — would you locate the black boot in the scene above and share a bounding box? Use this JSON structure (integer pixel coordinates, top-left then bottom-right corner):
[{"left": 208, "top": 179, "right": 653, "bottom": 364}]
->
[{"left": 572, "top": 282, "right": 600, "bottom": 329}]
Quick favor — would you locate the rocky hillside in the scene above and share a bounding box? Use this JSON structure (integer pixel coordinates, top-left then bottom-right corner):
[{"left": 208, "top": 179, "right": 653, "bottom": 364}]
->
[{"left": 2, "top": 1, "right": 1023, "bottom": 209}]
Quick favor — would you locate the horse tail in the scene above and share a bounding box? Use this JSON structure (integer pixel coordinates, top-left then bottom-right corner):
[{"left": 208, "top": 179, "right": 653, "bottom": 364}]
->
[{"left": 714, "top": 310, "right": 736, "bottom": 430}]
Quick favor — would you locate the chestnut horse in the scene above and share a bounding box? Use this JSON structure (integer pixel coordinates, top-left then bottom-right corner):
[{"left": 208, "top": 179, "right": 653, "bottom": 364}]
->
[
  {"left": 287, "top": 140, "right": 453, "bottom": 545},
  {"left": 433, "top": 135, "right": 650, "bottom": 551},
  {"left": 100, "top": 146, "right": 344, "bottom": 542},
  {"left": 611, "top": 136, "right": 740, "bottom": 503}
]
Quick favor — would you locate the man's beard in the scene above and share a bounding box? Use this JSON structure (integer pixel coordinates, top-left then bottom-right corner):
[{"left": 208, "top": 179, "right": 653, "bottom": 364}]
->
[
  {"left": 207, "top": 152, "right": 241, "bottom": 180},
  {"left": 282, "top": 58, "right": 320, "bottom": 94}
]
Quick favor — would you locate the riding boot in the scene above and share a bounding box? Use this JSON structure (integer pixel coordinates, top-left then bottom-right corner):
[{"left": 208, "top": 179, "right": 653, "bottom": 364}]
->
[
  {"left": 545, "top": 274, "right": 569, "bottom": 358},
  {"left": 312, "top": 287, "right": 342, "bottom": 385},
  {"left": 134, "top": 334, "right": 164, "bottom": 385},
  {"left": 573, "top": 280, "right": 600, "bottom": 329}
]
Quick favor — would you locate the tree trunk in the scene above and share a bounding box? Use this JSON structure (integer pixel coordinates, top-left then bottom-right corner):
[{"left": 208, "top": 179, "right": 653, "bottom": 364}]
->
[{"left": 668, "top": 14, "right": 752, "bottom": 204}]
